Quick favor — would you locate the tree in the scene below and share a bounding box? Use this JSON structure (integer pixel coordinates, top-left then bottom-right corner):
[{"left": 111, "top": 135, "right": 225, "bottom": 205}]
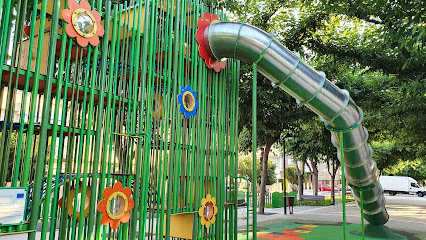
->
[
  {"left": 238, "top": 154, "right": 277, "bottom": 186},
  {"left": 238, "top": 71, "right": 311, "bottom": 214},
  {"left": 286, "top": 117, "right": 337, "bottom": 196},
  {"left": 230, "top": 0, "right": 425, "bottom": 173},
  {"left": 282, "top": 165, "right": 304, "bottom": 192},
  {"left": 326, "top": 157, "right": 340, "bottom": 205},
  {"left": 230, "top": 0, "right": 425, "bottom": 213},
  {"left": 383, "top": 160, "right": 426, "bottom": 184}
]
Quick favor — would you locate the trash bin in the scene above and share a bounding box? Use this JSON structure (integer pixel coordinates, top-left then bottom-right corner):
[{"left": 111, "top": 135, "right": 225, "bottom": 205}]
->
[
  {"left": 272, "top": 192, "right": 284, "bottom": 208},
  {"left": 285, "top": 196, "right": 295, "bottom": 214}
]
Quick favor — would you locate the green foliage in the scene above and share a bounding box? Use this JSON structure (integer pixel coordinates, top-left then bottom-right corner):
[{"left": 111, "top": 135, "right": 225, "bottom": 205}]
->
[
  {"left": 286, "top": 117, "right": 335, "bottom": 161},
  {"left": 238, "top": 154, "right": 277, "bottom": 185},
  {"left": 238, "top": 71, "right": 311, "bottom": 152},
  {"left": 300, "top": 196, "right": 355, "bottom": 206},
  {"left": 371, "top": 141, "right": 402, "bottom": 172},
  {"left": 280, "top": 166, "right": 306, "bottom": 191},
  {"left": 284, "top": 166, "right": 298, "bottom": 186},
  {"left": 383, "top": 160, "right": 426, "bottom": 183},
  {"left": 230, "top": 0, "right": 425, "bottom": 170}
]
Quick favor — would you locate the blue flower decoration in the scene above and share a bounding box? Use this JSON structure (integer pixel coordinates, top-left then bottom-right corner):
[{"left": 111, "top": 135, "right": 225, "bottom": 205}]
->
[{"left": 177, "top": 85, "right": 199, "bottom": 118}]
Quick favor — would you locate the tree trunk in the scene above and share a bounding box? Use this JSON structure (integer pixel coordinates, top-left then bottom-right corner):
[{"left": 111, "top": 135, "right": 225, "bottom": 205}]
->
[
  {"left": 327, "top": 158, "right": 340, "bottom": 205},
  {"left": 295, "top": 159, "right": 306, "bottom": 197},
  {"left": 306, "top": 158, "right": 319, "bottom": 196},
  {"left": 313, "top": 159, "right": 318, "bottom": 195},
  {"left": 330, "top": 172, "right": 336, "bottom": 204},
  {"left": 312, "top": 158, "right": 319, "bottom": 196},
  {"left": 259, "top": 142, "right": 271, "bottom": 214}
]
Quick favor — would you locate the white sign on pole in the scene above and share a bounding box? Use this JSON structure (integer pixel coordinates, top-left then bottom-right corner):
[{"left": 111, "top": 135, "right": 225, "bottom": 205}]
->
[{"left": 0, "top": 188, "right": 27, "bottom": 226}]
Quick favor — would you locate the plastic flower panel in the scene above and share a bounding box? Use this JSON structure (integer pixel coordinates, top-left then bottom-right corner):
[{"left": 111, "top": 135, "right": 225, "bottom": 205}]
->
[
  {"left": 62, "top": 0, "right": 105, "bottom": 47},
  {"left": 97, "top": 182, "right": 134, "bottom": 229},
  {"left": 198, "top": 194, "right": 218, "bottom": 228},
  {"left": 177, "top": 85, "right": 199, "bottom": 118},
  {"left": 196, "top": 12, "right": 227, "bottom": 72}
]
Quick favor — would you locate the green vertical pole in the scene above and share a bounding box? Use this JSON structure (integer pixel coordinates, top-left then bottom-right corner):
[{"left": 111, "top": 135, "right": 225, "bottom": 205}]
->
[
  {"left": 340, "top": 132, "right": 346, "bottom": 240},
  {"left": 40, "top": 0, "right": 62, "bottom": 238},
  {"left": 95, "top": 4, "right": 118, "bottom": 240},
  {"left": 252, "top": 64, "right": 258, "bottom": 240},
  {"left": 360, "top": 190, "right": 365, "bottom": 240},
  {"left": 86, "top": 2, "right": 111, "bottom": 239},
  {"left": 28, "top": 0, "right": 57, "bottom": 238},
  {"left": 14, "top": 0, "right": 39, "bottom": 187}
]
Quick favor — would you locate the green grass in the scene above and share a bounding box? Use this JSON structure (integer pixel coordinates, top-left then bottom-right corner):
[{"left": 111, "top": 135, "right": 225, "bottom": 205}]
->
[{"left": 299, "top": 196, "right": 355, "bottom": 206}]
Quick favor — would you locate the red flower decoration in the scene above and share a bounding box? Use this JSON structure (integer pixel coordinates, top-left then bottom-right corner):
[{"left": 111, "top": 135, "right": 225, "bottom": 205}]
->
[
  {"left": 97, "top": 182, "right": 134, "bottom": 229},
  {"left": 196, "top": 12, "right": 226, "bottom": 72},
  {"left": 62, "top": 0, "right": 104, "bottom": 47}
]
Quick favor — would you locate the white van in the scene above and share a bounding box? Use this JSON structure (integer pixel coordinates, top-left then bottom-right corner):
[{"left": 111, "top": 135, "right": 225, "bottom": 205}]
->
[{"left": 379, "top": 176, "right": 426, "bottom": 197}]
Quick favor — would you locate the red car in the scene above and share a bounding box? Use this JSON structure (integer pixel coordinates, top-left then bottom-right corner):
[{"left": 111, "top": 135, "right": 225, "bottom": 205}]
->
[{"left": 318, "top": 184, "right": 338, "bottom": 192}]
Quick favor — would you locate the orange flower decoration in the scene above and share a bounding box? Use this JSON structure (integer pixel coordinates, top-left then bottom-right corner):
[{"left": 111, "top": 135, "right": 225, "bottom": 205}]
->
[
  {"left": 196, "top": 12, "right": 226, "bottom": 72},
  {"left": 97, "top": 182, "right": 134, "bottom": 229},
  {"left": 58, "top": 186, "right": 91, "bottom": 219},
  {"left": 62, "top": 0, "right": 104, "bottom": 47}
]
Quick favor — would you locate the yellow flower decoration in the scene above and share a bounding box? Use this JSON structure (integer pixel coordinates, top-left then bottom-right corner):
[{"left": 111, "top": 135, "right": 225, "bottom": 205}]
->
[{"left": 198, "top": 194, "right": 218, "bottom": 228}]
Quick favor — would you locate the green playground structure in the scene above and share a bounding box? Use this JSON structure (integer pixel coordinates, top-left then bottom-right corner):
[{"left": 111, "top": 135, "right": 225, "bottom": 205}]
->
[{"left": 0, "top": 0, "right": 387, "bottom": 239}]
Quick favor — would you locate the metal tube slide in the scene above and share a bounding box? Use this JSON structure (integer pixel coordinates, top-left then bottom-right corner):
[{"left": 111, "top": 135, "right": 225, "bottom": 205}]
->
[{"left": 203, "top": 22, "right": 389, "bottom": 225}]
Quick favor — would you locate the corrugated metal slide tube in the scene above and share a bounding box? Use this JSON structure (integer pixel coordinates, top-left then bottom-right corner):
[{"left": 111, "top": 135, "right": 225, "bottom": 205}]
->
[{"left": 204, "top": 22, "right": 389, "bottom": 225}]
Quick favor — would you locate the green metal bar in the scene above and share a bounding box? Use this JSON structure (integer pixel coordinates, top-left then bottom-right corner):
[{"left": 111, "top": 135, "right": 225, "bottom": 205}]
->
[
  {"left": 234, "top": 60, "right": 240, "bottom": 240},
  {"left": 86, "top": 1, "right": 111, "bottom": 239},
  {"left": 252, "top": 63, "right": 258, "bottom": 240},
  {"left": 126, "top": 0, "right": 146, "bottom": 235},
  {"left": 6, "top": 0, "right": 27, "bottom": 187},
  {"left": 165, "top": 0, "right": 179, "bottom": 236},
  {"left": 157, "top": 0, "right": 175, "bottom": 237},
  {"left": 230, "top": 175, "right": 249, "bottom": 239},
  {"left": 71, "top": 48, "right": 87, "bottom": 240},
  {"left": 57, "top": 30, "right": 79, "bottom": 240},
  {"left": 13, "top": 0, "right": 41, "bottom": 187},
  {"left": 171, "top": 0, "right": 185, "bottom": 218},
  {"left": 218, "top": 69, "right": 226, "bottom": 238},
  {"left": 0, "top": 0, "right": 17, "bottom": 187},
  {"left": 0, "top": 0, "right": 13, "bottom": 77},
  {"left": 39, "top": 0, "right": 62, "bottom": 238},
  {"left": 95, "top": 4, "right": 119, "bottom": 240},
  {"left": 27, "top": 0, "right": 55, "bottom": 237},
  {"left": 152, "top": 2, "right": 169, "bottom": 238},
  {"left": 135, "top": 0, "right": 154, "bottom": 236},
  {"left": 360, "top": 190, "right": 365, "bottom": 240},
  {"left": 8, "top": 0, "right": 34, "bottom": 187},
  {"left": 340, "top": 131, "right": 347, "bottom": 240}
]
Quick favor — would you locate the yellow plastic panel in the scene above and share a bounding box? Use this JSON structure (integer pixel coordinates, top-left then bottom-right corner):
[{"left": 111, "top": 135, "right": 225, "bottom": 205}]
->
[{"left": 163, "top": 212, "right": 194, "bottom": 239}]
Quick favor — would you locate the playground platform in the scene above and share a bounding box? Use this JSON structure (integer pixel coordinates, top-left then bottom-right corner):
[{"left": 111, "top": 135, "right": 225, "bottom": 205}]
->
[
  {"left": 238, "top": 218, "right": 426, "bottom": 240},
  {"left": 237, "top": 197, "right": 426, "bottom": 240}
]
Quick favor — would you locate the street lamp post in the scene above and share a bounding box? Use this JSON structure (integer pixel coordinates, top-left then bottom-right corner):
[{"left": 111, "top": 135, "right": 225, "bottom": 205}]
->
[{"left": 283, "top": 142, "right": 287, "bottom": 215}]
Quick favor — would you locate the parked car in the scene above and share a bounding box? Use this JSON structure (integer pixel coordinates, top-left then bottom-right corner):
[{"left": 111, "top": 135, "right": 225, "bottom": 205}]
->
[
  {"left": 379, "top": 176, "right": 426, "bottom": 197},
  {"left": 337, "top": 184, "right": 351, "bottom": 192},
  {"left": 318, "top": 184, "right": 338, "bottom": 192}
]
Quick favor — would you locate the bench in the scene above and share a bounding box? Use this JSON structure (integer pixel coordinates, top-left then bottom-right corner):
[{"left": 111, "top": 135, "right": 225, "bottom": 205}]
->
[{"left": 299, "top": 195, "right": 325, "bottom": 206}]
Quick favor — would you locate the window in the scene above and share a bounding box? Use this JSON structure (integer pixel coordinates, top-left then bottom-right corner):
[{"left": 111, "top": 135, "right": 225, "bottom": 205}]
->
[{"left": 411, "top": 182, "right": 419, "bottom": 188}]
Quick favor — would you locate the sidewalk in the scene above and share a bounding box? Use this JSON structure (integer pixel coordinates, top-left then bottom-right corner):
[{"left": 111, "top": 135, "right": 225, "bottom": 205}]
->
[
  {"left": 237, "top": 200, "right": 426, "bottom": 239},
  {"left": 237, "top": 205, "right": 319, "bottom": 227},
  {"left": 238, "top": 201, "right": 426, "bottom": 232}
]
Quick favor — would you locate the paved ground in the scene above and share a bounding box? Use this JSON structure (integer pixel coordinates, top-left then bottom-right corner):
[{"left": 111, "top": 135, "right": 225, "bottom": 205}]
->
[
  {"left": 236, "top": 193, "right": 426, "bottom": 239},
  {"left": 2, "top": 193, "right": 425, "bottom": 239}
]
